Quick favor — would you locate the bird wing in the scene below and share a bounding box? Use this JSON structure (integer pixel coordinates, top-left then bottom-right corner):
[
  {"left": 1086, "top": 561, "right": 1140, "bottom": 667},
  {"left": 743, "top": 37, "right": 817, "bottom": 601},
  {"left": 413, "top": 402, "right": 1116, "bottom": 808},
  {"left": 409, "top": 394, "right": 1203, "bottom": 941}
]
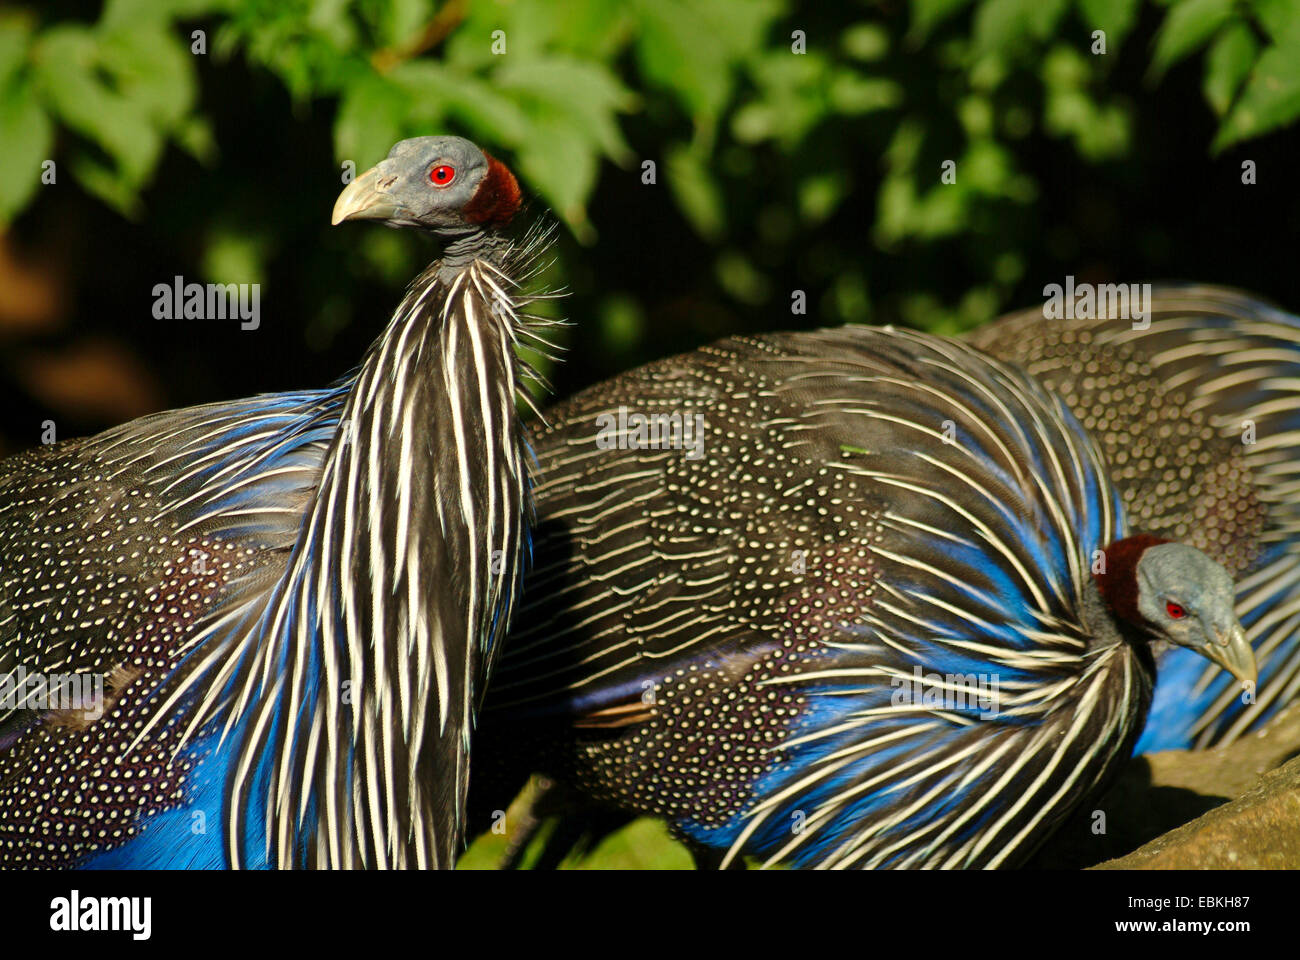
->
[
  {"left": 0, "top": 390, "right": 334, "bottom": 684},
  {"left": 969, "top": 284, "right": 1300, "bottom": 748},
  {"left": 483, "top": 327, "right": 1140, "bottom": 868},
  {"left": 0, "top": 390, "right": 338, "bottom": 865}
]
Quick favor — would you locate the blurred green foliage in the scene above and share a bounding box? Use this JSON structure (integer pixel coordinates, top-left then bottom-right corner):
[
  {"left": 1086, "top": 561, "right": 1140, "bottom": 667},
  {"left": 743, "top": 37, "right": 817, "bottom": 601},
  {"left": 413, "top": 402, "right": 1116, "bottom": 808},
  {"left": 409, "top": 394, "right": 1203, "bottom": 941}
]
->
[
  {"left": 3, "top": 0, "right": 1300, "bottom": 338},
  {"left": 458, "top": 814, "right": 696, "bottom": 870}
]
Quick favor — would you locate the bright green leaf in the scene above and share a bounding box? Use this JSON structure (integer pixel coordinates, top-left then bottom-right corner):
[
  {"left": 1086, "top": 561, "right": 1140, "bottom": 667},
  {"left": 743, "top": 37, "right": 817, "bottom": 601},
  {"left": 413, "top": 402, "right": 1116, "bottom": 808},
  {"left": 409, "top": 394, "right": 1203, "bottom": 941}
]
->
[
  {"left": 1214, "top": 43, "right": 1300, "bottom": 150},
  {"left": 203, "top": 226, "right": 268, "bottom": 287},
  {"left": 715, "top": 249, "right": 771, "bottom": 305},
  {"left": 958, "top": 95, "right": 994, "bottom": 137},
  {"left": 34, "top": 26, "right": 163, "bottom": 188},
  {"left": 1076, "top": 0, "right": 1142, "bottom": 50},
  {"left": 335, "top": 68, "right": 412, "bottom": 169},
  {"left": 0, "top": 16, "right": 32, "bottom": 93},
  {"left": 103, "top": 0, "right": 235, "bottom": 28},
  {"left": 1203, "top": 21, "right": 1259, "bottom": 115},
  {"left": 973, "top": 0, "right": 1069, "bottom": 57},
  {"left": 828, "top": 72, "right": 903, "bottom": 114},
  {"left": 1042, "top": 43, "right": 1089, "bottom": 89},
  {"left": 100, "top": 24, "right": 197, "bottom": 130},
  {"left": 175, "top": 114, "right": 216, "bottom": 162},
  {"left": 1150, "top": 0, "right": 1235, "bottom": 78},
  {"left": 909, "top": 0, "right": 976, "bottom": 42},
  {"left": 440, "top": 74, "right": 533, "bottom": 148},
  {"left": 378, "top": 0, "right": 434, "bottom": 50},
  {"left": 494, "top": 57, "right": 634, "bottom": 164},
  {"left": 798, "top": 171, "right": 848, "bottom": 223},
  {"left": 1251, "top": 0, "right": 1300, "bottom": 49},
  {"left": 506, "top": 106, "right": 599, "bottom": 233},
  {"left": 841, "top": 23, "right": 889, "bottom": 61},
  {"left": 0, "top": 81, "right": 52, "bottom": 224},
  {"left": 739, "top": 51, "right": 834, "bottom": 148},
  {"left": 634, "top": 0, "right": 732, "bottom": 130},
  {"left": 68, "top": 151, "right": 141, "bottom": 218},
  {"left": 664, "top": 142, "right": 725, "bottom": 240}
]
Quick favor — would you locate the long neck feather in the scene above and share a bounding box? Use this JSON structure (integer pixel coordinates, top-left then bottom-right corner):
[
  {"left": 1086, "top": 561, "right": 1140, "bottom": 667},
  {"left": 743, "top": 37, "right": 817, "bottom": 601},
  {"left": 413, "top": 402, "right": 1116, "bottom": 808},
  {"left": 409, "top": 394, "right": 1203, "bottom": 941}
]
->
[{"left": 179, "top": 234, "right": 539, "bottom": 868}]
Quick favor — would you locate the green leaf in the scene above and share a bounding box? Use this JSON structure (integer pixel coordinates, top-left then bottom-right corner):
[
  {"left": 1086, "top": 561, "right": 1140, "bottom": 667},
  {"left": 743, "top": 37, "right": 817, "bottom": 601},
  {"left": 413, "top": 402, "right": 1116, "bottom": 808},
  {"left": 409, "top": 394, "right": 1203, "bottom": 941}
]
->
[
  {"left": 1076, "top": 0, "right": 1142, "bottom": 49},
  {"left": 0, "top": 80, "right": 52, "bottom": 224},
  {"left": 203, "top": 226, "right": 268, "bottom": 287},
  {"left": 664, "top": 142, "right": 724, "bottom": 240},
  {"left": 828, "top": 72, "right": 902, "bottom": 114},
  {"left": 634, "top": 0, "right": 732, "bottom": 129},
  {"left": 715, "top": 249, "right": 772, "bottom": 306},
  {"left": 389, "top": 60, "right": 532, "bottom": 146},
  {"left": 68, "top": 150, "right": 141, "bottom": 218},
  {"left": 841, "top": 23, "right": 889, "bottom": 61},
  {"left": 909, "top": 0, "right": 976, "bottom": 42},
  {"left": 973, "top": 0, "right": 1069, "bottom": 56},
  {"left": 798, "top": 171, "right": 848, "bottom": 223},
  {"left": 629, "top": 0, "right": 778, "bottom": 144},
  {"left": 1203, "top": 21, "right": 1259, "bottom": 115},
  {"left": 962, "top": 138, "right": 1018, "bottom": 192},
  {"left": 1213, "top": 42, "right": 1300, "bottom": 150},
  {"left": 0, "top": 16, "right": 33, "bottom": 93},
  {"left": 305, "top": 0, "right": 360, "bottom": 54},
  {"left": 734, "top": 51, "right": 834, "bottom": 147},
  {"left": 99, "top": 23, "right": 197, "bottom": 130},
  {"left": 376, "top": 0, "right": 434, "bottom": 50},
  {"left": 1150, "top": 0, "right": 1235, "bottom": 78},
  {"left": 175, "top": 114, "right": 215, "bottom": 163},
  {"left": 1042, "top": 43, "right": 1090, "bottom": 89},
  {"left": 441, "top": 75, "right": 533, "bottom": 147},
  {"left": 494, "top": 57, "right": 633, "bottom": 163},
  {"left": 1251, "top": 0, "right": 1300, "bottom": 48},
  {"left": 508, "top": 108, "right": 599, "bottom": 233},
  {"left": 102, "top": 0, "right": 235, "bottom": 28},
  {"left": 33, "top": 26, "right": 163, "bottom": 188},
  {"left": 335, "top": 68, "right": 411, "bottom": 169}
]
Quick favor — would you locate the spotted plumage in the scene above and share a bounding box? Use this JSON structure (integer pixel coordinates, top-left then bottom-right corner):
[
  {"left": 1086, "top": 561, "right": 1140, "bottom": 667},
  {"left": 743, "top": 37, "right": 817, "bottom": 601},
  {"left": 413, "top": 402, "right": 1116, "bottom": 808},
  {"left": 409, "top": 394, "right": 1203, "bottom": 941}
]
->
[
  {"left": 0, "top": 136, "right": 557, "bottom": 868},
  {"left": 471, "top": 325, "right": 1249, "bottom": 868},
  {"left": 968, "top": 285, "right": 1300, "bottom": 749}
]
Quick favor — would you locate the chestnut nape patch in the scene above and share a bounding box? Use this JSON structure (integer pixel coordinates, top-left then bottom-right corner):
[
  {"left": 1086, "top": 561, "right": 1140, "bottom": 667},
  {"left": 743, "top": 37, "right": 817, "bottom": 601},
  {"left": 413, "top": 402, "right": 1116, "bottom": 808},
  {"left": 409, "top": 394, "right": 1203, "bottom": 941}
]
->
[{"left": 464, "top": 154, "right": 522, "bottom": 226}]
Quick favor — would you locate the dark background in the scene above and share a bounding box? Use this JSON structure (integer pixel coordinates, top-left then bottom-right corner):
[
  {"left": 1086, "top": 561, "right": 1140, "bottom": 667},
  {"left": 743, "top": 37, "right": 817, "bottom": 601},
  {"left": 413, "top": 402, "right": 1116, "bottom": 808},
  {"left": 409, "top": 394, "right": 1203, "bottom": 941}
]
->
[{"left": 3, "top": 0, "right": 1297, "bottom": 457}]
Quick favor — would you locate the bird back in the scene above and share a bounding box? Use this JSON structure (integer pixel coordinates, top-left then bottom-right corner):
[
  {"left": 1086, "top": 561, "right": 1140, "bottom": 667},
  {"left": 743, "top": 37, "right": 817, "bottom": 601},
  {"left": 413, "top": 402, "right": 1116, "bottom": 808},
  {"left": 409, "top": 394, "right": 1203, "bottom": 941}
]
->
[
  {"left": 478, "top": 326, "right": 1147, "bottom": 868},
  {"left": 969, "top": 284, "right": 1300, "bottom": 749}
]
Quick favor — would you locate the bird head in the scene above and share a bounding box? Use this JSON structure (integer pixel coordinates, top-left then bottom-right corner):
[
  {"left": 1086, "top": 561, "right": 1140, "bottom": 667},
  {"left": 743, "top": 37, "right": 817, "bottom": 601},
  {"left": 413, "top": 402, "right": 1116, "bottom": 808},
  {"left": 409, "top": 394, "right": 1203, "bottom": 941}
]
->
[
  {"left": 1095, "top": 535, "right": 1256, "bottom": 687},
  {"left": 331, "top": 135, "right": 521, "bottom": 235}
]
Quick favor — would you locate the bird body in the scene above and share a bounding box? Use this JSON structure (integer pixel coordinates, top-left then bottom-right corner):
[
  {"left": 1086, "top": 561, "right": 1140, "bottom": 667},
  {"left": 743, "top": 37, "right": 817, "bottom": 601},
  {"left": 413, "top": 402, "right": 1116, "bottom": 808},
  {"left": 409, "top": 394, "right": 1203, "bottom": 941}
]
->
[
  {"left": 968, "top": 285, "right": 1300, "bottom": 750},
  {"left": 474, "top": 325, "right": 1250, "bottom": 868},
  {"left": 0, "top": 136, "right": 549, "bottom": 868}
]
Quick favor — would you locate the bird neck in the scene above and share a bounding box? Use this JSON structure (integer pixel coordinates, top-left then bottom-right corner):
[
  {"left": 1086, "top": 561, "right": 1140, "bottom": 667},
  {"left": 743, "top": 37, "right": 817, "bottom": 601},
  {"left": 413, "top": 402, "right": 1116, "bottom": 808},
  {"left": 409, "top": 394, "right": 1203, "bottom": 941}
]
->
[
  {"left": 342, "top": 247, "right": 528, "bottom": 660},
  {"left": 434, "top": 229, "right": 512, "bottom": 277},
  {"left": 1093, "top": 533, "right": 1170, "bottom": 632},
  {"left": 274, "top": 252, "right": 530, "bottom": 866}
]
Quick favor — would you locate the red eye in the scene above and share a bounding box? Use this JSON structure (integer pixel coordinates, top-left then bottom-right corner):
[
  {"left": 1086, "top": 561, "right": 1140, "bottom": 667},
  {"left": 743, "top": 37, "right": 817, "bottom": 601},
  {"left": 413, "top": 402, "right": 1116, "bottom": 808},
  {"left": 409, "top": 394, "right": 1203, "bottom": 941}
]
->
[
  {"left": 1166, "top": 601, "right": 1187, "bottom": 620},
  {"left": 430, "top": 164, "right": 456, "bottom": 187}
]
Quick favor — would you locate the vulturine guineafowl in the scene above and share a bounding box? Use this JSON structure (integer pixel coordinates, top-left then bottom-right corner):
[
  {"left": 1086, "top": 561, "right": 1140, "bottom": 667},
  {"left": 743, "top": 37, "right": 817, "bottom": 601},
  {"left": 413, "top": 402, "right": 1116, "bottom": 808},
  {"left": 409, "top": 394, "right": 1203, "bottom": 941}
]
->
[
  {"left": 469, "top": 324, "right": 1254, "bottom": 869},
  {"left": 0, "top": 136, "right": 558, "bottom": 868},
  {"left": 968, "top": 285, "right": 1300, "bottom": 751}
]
